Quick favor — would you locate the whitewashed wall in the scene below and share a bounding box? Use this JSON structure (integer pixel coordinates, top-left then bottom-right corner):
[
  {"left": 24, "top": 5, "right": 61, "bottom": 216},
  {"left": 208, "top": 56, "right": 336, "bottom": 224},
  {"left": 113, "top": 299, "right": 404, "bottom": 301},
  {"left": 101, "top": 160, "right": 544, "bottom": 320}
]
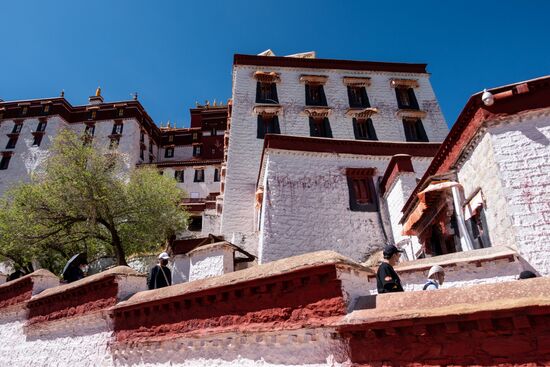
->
[
  {"left": 162, "top": 165, "right": 221, "bottom": 199},
  {"left": 188, "top": 244, "right": 234, "bottom": 281},
  {"left": 488, "top": 110, "right": 550, "bottom": 275},
  {"left": 222, "top": 63, "right": 448, "bottom": 237},
  {"left": 0, "top": 116, "right": 67, "bottom": 196}
]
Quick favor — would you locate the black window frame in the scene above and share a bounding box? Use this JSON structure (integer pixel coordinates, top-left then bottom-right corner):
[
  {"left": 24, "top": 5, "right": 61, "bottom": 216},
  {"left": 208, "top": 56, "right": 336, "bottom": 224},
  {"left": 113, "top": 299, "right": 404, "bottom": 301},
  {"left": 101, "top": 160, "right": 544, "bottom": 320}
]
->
[
  {"left": 402, "top": 118, "right": 429, "bottom": 142},
  {"left": 12, "top": 123, "right": 22, "bottom": 134},
  {"left": 193, "top": 145, "right": 202, "bottom": 157},
  {"left": 305, "top": 84, "right": 327, "bottom": 106},
  {"left": 112, "top": 122, "right": 123, "bottom": 135},
  {"left": 395, "top": 87, "right": 419, "bottom": 110},
  {"left": 347, "top": 86, "right": 370, "bottom": 108},
  {"left": 84, "top": 124, "right": 95, "bottom": 137},
  {"left": 256, "top": 115, "right": 281, "bottom": 139},
  {"left": 174, "top": 170, "right": 185, "bottom": 183},
  {"left": 36, "top": 120, "right": 47, "bottom": 132},
  {"left": 308, "top": 117, "right": 332, "bottom": 138},
  {"left": 0, "top": 155, "right": 11, "bottom": 170},
  {"left": 346, "top": 170, "right": 377, "bottom": 212},
  {"left": 214, "top": 168, "right": 220, "bottom": 182},
  {"left": 32, "top": 134, "right": 43, "bottom": 147},
  {"left": 6, "top": 137, "right": 18, "bottom": 149},
  {"left": 164, "top": 147, "right": 174, "bottom": 158},
  {"left": 256, "top": 81, "right": 279, "bottom": 104},
  {"left": 353, "top": 118, "right": 378, "bottom": 141},
  {"left": 194, "top": 169, "right": 205, "bottom": 182}
]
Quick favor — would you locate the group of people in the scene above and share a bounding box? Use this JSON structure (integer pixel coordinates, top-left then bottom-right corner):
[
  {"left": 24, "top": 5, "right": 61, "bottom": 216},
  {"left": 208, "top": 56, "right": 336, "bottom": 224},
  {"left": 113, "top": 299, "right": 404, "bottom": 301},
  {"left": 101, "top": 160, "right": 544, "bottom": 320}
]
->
[{"left": 376, "top": 244, "right": 538, "bottom": 294}]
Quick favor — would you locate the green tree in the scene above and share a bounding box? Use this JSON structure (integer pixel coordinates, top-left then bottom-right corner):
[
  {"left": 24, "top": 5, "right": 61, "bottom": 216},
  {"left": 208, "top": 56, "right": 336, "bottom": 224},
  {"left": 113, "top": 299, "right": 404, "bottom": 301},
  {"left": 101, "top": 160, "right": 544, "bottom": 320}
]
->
[{"left": 0, "top": 129, "right": 188, "bottom": 272}]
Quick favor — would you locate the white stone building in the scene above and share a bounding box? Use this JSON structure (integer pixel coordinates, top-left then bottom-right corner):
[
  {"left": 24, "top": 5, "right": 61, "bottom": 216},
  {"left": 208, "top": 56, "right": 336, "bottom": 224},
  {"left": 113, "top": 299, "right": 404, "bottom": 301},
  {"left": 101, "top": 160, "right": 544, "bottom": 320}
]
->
[
  {"left": 218, "top": 51, "right": 448, "bottom": 258},
  {"left": 0, "top": 92, "right": 226, "bottom": 234},
  {"left": 399, "top": 76, "right": 550, "bottom": 276}
]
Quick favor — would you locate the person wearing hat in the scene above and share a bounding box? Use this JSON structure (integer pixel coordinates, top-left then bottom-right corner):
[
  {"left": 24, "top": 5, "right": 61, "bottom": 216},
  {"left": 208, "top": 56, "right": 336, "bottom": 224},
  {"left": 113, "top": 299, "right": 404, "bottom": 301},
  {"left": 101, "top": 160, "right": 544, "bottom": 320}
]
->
[
  {"left": 376, "top": 245, "right": 404, "bottom": 294},
  {"left": 147, "top": 252, "right": 172, "bottom": 290},
  {"left": 423, "top": 265, "right": 445, "bottom": 290}
]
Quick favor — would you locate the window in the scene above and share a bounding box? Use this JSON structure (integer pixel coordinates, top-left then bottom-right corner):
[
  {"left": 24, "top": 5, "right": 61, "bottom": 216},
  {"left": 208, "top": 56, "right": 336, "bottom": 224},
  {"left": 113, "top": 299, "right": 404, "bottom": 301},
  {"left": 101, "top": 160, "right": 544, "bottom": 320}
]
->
[
  {"left": 12, "top": 123, "right": 22, "bottom": 134},
  {"left": 85, "top": 124, "right": 95, "bottom": 137},
  {"left": 112, "top": 123, "right": 123, "bottom": 135},
  {"left": 305, "top": 84, "right": 327, "bottom": 106},
  {"left": 6, "top": 137, "right": 18, "bottom": 149},
  {"left": 188, "top": 216, "right": 203, "bottom": 231},
  {"left": 347, "top": 86, "right": 370, "bottom": 108},
  {"left": 149, "top": 141, "right": 154, "bottom": 153},
  {"left": 32, "top": 134, "right": 43, "bottom": 147},
  {"left": 211, "top": 128, "right": 218, "bottom": 136},
  {"left": 168, "top": 135, "right": 174, "bottom": 143},
  {"left": 403, "top": 118, "right": 428, "bottom": 142},
  {"left": 353, "top": 118, "right": 377, "bottom": 140},
  {"left": 140, "top": 148, "right": 145, "bottom": 160},
  {"left": 174, "top": 170, "right": 184, "bottom": 183},
  {"left": 192, "top": 133, "right": 198, "bottom": 141},
  {"left": 36, "top": 120, "right": 47, "bottom": 132},
  {"left": 309, "top": 117, "right": 332, "bottom": 138},
  {"left": 256, "top": 82, "right": 278, "bottom": 104},
  {"left": 194, "top": 169, "right": 204, "bottom": 182},
  {"left": 0, "top": 155, "right": 11, "bottom": 170},
  {"left": 193, "top": 145, "right": 202, "bottom": 157},
  {"left": 346, "top": 168, "right": 377, "bottom": 212},
  {"left": 109, "top": 137, "right": 120, "bottom": 150},
  {"left": 140, "top": 131, "right": 145, "bottom": 143},
  {"left": 165, "top": 147, "right": 174, "bottom": 158},
  {"left": 214, "top": 168, "right": 220, "bottom": 182},
  {"left": 395, "top": 87, "right": 419, "bottom": 110},
  {"left": 257, "top": 115, "right": 280, "bottom": 139}
]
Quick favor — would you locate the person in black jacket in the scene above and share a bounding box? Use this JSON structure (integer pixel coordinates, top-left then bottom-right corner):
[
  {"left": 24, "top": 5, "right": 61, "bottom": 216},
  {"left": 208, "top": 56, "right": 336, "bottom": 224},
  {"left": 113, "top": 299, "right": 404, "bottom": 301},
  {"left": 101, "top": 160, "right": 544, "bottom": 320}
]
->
[
  {"left": 147, "top": 252, "right": 172, "bottom": 290},
  {"left": 376, "top": 245, "right": 404, "bottom": 294}
]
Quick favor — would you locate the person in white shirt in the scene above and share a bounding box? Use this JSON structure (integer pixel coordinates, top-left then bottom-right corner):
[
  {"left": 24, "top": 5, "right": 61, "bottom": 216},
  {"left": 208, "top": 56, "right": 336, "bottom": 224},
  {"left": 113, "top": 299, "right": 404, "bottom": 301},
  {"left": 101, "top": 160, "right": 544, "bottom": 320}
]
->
[{"left": 423, "top": 265, "right": 445, "bottom": 290}]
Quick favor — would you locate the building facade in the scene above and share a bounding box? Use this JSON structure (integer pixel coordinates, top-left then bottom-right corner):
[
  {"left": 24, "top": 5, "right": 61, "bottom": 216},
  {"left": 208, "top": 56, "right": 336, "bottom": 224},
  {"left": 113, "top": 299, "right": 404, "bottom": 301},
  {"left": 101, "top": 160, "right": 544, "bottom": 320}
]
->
[
  {"left": 0, "top": 93, "right": 226, "bottom": 234},
  {"left": 217, "top": 51, "right": 448, "bottom": 258}
]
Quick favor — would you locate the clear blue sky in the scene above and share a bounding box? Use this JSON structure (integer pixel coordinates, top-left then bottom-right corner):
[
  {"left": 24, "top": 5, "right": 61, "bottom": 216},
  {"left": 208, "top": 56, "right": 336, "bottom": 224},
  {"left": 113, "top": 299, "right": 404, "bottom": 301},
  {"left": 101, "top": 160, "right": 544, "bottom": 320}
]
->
[{"left": 1, "top": 1, "right": 548, "bottom": 128}]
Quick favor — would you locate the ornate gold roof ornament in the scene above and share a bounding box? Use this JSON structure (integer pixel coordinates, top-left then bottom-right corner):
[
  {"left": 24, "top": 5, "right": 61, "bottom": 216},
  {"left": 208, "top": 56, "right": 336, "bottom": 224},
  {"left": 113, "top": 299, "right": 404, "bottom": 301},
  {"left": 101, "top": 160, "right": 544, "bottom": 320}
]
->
[{"left": 95, "top": 86, "right": 102, "bottom": 97}]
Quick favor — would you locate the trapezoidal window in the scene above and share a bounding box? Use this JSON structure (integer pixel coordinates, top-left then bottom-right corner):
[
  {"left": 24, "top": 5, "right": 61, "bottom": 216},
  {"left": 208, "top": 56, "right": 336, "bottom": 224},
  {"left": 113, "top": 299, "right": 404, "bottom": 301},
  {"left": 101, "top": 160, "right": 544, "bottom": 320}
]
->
[
  {"left": 174, "top": 170, "right": 184, "bottom": 183},
  {"left": 305, "top": 84, "right": 327, "bottom": 106},
  {"left": 403, "top": 118, "right": 428, "bottom": 142},
  {"left": 0, "top": 155, "right": 11, "bottom": 170},
  {"left": 194, "top": 169, "right": 205, "bottom": 182},
  {"left": 353, "top": 118, "right": 377, "bottom": 140},
  {"left": 395, "top": 87, "right": 419, "bottom": 110},
  {"left": 256, "top": 115, "right": 280, "bottom": 139},
  {"left": 256, "top": 82, "right": 278, "bottom": 104},
  {"left": 309, "top": 117, "right": 332, "bottom": 138},
  {"left": 346, "top": 168, "right": 377, "bottom": 212},
  {"left": 347, "top": 86, "right": 370, "bottom": 108}
]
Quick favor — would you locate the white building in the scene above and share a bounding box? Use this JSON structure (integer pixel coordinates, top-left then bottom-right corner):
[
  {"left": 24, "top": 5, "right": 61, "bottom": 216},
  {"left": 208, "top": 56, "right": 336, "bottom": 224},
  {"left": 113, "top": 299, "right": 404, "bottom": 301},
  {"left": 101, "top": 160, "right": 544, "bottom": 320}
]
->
[
  {"left": 0, "top": 92, "right": 226, "bottom": 234},
  {"left": 218, "top": 51, "right": 448, "bottom": 258},
  {"left": 398, "top": 76, "right": 550, "bottom": 275}
]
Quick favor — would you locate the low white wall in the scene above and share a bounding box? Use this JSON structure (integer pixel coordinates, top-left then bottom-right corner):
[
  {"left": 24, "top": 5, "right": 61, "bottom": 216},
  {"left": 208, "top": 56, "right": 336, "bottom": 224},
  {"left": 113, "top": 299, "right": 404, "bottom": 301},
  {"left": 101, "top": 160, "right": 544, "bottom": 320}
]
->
[{"left": 188, "top": 244, "right": 234, "bottom": 282}]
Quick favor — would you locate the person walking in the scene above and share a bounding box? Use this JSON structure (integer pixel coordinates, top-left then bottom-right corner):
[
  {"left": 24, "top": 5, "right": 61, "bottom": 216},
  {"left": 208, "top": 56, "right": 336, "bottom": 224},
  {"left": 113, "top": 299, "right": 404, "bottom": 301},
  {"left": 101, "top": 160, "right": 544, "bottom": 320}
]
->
[
  {"left": 376, "top": 245, "right": 404, "bottom": 294},
  {"left": 423, "top": 265, "right": 445, "bottom": 290},
  {"left": 147, "top": 252, "right": 172, "bottom": 290}
]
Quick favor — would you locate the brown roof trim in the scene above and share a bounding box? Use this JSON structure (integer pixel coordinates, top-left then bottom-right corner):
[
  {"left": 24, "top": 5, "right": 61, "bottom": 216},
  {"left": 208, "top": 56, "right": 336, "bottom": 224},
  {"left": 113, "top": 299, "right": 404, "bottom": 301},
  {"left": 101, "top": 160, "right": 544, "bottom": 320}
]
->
[
  {"left": 401, "top": 75, "right": 550, "bottom": 220},
  {"left": 263, "top": 134, "right": 440, "bottom": 157},
  {"left": 257, "top": 134, "right": 440, "bottom": 187},
  {"left": 234, "top": 54, "right": 428, "bottom": 74}
]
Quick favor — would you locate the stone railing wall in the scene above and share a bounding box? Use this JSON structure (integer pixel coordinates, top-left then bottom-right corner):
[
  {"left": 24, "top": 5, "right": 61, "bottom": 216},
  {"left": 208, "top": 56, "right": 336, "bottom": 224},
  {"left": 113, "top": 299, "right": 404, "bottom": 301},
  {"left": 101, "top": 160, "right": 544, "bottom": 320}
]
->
[{"left": 0, "top": 251, "right": 547, "bottom": 366}]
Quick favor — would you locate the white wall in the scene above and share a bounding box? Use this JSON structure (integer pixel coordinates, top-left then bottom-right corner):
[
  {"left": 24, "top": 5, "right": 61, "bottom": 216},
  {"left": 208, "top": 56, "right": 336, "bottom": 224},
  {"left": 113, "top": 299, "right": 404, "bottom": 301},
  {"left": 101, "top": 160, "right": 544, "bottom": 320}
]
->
[
  {"left": 0, "top": 116, "right": 146, "bottom": 196},
  {"left": 162, "top": 165, "right": 221, "bottom": 199},
  {"left": 487, "top": 110, "right": 550, "bottom": 275},
  {"left": 188, "top": 245, "right": 234, "bottom": 281},
  {"left": 222, "top": 63, "right": 448, "bottom": 237}
]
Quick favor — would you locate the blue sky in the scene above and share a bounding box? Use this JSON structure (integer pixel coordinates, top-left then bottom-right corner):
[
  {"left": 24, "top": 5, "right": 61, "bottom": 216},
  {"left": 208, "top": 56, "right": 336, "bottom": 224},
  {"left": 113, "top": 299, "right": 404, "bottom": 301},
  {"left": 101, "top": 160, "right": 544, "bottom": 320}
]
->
[{"left": 1, "top": 1, "right": 548, "bottom": 128}]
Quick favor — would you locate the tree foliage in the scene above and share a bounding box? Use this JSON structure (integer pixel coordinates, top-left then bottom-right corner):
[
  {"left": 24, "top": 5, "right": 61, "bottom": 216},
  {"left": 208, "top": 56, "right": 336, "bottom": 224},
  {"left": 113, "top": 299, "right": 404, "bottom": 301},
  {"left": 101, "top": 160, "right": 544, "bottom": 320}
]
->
[{"left": 0, "top": 129, "right": 188, "bottom": 273}]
